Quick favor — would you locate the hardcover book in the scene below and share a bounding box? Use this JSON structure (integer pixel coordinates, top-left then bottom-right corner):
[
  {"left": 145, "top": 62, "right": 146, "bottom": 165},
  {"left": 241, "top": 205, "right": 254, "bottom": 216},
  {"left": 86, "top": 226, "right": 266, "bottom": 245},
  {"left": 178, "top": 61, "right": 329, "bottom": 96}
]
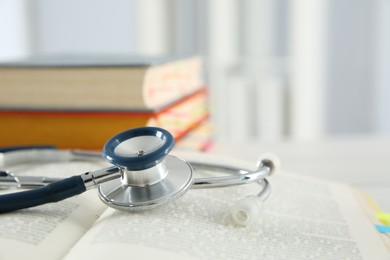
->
[{"left": 0, "top": 55, "right": 203, "bottom": 111}]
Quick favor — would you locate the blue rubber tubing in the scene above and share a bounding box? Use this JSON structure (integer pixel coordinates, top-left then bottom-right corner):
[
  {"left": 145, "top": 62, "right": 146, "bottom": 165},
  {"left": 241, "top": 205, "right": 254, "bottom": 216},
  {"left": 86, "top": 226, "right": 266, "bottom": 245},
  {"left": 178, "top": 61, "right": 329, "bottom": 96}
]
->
[{"left": 0, "top": 176, "right": 86, "bottom": 213}]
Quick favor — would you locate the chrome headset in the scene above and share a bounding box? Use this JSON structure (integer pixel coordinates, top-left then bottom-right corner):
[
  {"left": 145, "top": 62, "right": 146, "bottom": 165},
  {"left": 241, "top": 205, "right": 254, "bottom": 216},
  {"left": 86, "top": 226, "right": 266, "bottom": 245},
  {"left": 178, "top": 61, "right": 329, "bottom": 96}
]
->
[{"left": 0, "top": 127, "right": 279, "bottom": 226}]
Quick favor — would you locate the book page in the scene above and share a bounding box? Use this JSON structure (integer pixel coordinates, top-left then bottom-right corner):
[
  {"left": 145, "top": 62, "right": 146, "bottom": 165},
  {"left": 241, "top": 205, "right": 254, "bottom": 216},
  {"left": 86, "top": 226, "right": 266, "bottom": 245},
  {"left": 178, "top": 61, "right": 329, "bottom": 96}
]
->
[
  {"left": 0, "top": 161, "right": 109, "bottom": 260},
  {"left": 64, "top": 155, "right": 390, "bottom": 260},
  {"left": 352, "top": 188, "right": 390, "bottom": 251}
]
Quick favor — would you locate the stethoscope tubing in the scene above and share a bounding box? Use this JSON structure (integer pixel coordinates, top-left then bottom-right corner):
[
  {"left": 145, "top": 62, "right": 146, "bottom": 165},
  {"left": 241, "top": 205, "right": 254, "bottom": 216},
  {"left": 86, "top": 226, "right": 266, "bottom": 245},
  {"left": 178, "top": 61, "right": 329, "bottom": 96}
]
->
[
  {"left": 0, "top": 175, "right": 86, "bottom": 213},
  {"left": 0, "top": 149, "right": 272, "bottom": 190},
  {"left": 0, "top": 147, "right": 273, "bottom": 214}
]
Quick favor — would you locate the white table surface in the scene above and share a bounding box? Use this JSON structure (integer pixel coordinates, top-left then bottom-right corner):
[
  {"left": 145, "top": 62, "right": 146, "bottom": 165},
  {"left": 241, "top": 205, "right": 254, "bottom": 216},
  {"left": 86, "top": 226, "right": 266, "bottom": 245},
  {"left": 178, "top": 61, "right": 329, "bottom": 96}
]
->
[{"left": 210, "top": 136, "right": 390, "bottom": 211}]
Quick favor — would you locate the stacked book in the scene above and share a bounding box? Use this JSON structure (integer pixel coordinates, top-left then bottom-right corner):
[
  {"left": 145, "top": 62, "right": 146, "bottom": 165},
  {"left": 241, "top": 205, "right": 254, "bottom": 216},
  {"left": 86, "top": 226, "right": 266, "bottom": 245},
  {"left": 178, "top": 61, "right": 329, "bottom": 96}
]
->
[{"left": 0, "top": 56, "right": 211, "bottom": 150}]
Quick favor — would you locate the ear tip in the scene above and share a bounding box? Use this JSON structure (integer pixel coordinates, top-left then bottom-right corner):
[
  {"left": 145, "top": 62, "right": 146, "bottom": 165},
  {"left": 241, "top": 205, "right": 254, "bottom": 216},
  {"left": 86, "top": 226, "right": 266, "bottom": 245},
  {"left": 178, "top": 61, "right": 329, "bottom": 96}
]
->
[
  {"left": 230, "top": 196, "right": 263, "bottom": 226},
  {"left": 257, "top": 153, "right": 281, "bottom": 175}
]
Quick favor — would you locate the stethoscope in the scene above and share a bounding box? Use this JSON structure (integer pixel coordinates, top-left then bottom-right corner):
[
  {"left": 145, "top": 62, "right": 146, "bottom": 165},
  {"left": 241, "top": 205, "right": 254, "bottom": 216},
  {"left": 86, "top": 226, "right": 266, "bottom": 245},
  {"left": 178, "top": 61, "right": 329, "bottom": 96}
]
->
[{"left": 0, "top": 127, "right": 279, "bottom": 226}]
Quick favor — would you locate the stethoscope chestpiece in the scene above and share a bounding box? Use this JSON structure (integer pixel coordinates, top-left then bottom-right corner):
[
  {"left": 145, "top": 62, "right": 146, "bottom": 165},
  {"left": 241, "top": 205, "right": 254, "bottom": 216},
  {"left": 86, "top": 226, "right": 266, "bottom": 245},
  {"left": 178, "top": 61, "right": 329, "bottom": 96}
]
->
[
  {"left": 103, "top": 127, "right": 174, "bottom": 171},
  {"left": 98, "top": 127, "right": 194, "bottom": 211},
  {"left": 0, "top": 127, "right": 277, "bottom": 221}
]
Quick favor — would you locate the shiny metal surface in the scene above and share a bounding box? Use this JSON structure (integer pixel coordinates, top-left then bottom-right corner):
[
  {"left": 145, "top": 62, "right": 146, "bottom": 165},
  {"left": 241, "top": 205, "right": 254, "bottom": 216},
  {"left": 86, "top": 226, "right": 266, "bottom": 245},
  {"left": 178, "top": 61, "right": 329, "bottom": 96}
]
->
[
  {"left": 191, "top": 162, "right": 272, "bottom": 189},
  {"left": 122, "top": 159, "right": 168, "bottom": 187},
  {"left": 0, "top": 148, "right": 274, "bottom": 212},
  {"left": 257, "top": 179, "right": 271, "bottom": 201},
  {"left": 0, "top": 156, "right": 273, "bottom": 191},
  {"left": 97, "top": 155, "right": 193, "bottom": 211},
  {"left": 81, "top": 166, "right": 122, "bottom": 189},
  {"left": 0, "top": 149, "right": 101, "bottom": 168},
  {"left": 0, "top": 170, "right": 61, "bottom": 189},
  {"left": 0, "top": 149, "right": 104, "bottom": 189}
]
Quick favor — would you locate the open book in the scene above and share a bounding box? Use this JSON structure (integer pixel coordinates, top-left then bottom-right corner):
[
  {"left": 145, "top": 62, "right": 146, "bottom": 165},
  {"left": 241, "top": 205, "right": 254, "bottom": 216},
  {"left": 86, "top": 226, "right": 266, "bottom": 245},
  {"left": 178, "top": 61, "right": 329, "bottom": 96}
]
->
[{"left": 0, "top": 152, "right": 389, "bottom": 260}]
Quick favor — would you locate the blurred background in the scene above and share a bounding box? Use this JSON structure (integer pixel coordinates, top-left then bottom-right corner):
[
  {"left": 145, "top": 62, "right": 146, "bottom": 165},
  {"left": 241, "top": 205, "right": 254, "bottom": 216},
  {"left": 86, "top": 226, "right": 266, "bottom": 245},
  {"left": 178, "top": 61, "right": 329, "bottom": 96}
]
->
[{"left": 1, "top": 0, "right": 390, "bottom": 143}]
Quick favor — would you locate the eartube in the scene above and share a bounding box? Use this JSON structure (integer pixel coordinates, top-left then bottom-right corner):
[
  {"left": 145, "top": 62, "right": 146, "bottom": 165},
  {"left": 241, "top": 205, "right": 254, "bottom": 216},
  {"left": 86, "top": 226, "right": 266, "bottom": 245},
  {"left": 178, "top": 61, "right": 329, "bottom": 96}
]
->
[
  {"left": 230, "top": 195, "right": 263, "bottom": 226},
  {"left": 231, "top": 153, "right": 280, "bottom": 226}
]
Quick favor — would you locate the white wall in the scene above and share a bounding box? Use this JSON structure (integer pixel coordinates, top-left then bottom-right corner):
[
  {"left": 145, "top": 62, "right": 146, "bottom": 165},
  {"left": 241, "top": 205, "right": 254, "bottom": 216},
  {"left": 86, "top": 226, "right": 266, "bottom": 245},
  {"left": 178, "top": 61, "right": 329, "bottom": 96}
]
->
[
  {"left": 135, "top": 0, "right": 175, "bottom": 55},
  {"left": 289, "top": 0, "right": 390, "bottom": 138},
  {"left": 325, "top": 0, "right": 376, "bottom": 135},
  {"left": 32, "top": 0, "right": 137, "bottom": 56},
  {"left": 208, "top": 0, "right": 288, "bottom": 142},
  {"left": 373, "top": 0, "right": 390, "bottom": 134},
  {"left": 289, "top": 0, "right": 328, "bottom": 140},
  {"left": 0, "top": 0, "right": 33, "bottom": 60},
  {"left": 1, "top": 0, "right": 390, "bottom": 140}
]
